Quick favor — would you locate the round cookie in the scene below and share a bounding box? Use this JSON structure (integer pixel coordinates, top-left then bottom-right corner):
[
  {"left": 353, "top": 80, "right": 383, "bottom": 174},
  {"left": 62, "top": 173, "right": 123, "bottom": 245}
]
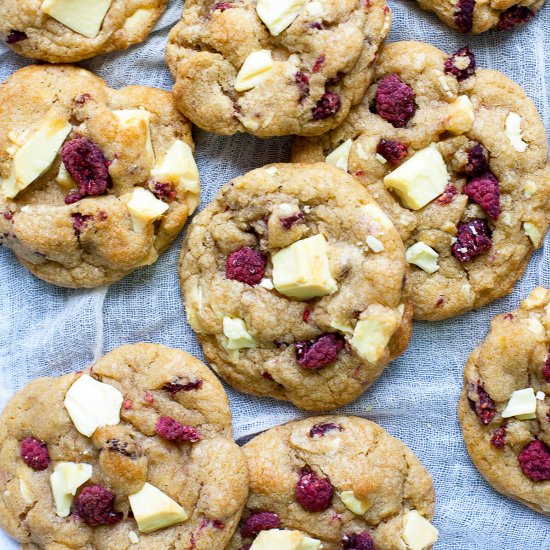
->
[
  {"left": 1, "top": 0, "right": 168, "bottom": 63},
  {"left": 179, "top": 163, "right": 412, "bottom": 411},
  {"left": 0, "top": 65, "right": 200, "bottom": 288},
  {"left": 0, "top": 343, "right": 249, "bottom": 549},
  {"left": 227, "top": 416, "right": 437, "bottom": 550},
  {"left": 459, "top": 287, "right": 550, "bottom": 515},
  {"left": 166, "top": 0, "right": 391, "bottom": 137},
  {"left": 292, "top": 41, "right": 550, "bottom": 321},
  {"left": 415, "top": 0, "right": 544, "bottom": 34}
]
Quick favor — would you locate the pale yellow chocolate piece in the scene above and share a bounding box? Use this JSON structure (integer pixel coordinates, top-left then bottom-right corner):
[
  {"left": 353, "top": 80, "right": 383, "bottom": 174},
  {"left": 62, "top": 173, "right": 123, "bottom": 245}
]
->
[
  {"left": 41, "top": 0, "right": 112, "bottom": 38},
  {"left": 50, "top": 462, "right": 93, "bottom": 517}
]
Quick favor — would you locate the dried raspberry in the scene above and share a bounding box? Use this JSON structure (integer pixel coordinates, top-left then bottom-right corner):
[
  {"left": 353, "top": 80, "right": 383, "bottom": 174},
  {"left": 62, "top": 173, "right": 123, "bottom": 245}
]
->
[
  {"left": 6, "top": 30, "right": 28, "bottom": 44},
  {"left": 19, "top": 437, "right": 49, "bottom": 471},
  {"left": 309, "top": 423, "right": 342, "bottom": 437},
  {"left": 280, "top": 212, "right": 305, "bottom": 229},
  {"left": 467, "top": 381, "right": 496, "bottom": 425},
  {"left": 261, "top": 371, "right": 273, "bottom": 380},
  {"left": 303, "top": 308, "right": 311, "bottom": 323},
  {"left": 144, "top": 390, "right": 154, "bottom": 404},
  {"left": 497, "top": 6, "right": 535, "bottom": 31},
  {"left": 295, "top": 333, "right": 344, "bottom": 369},
  {"left": 342, "top": 532, "right": 375, "bottom": 550},
  {"left": 309, "top": 22, "right": 323, "bottom": 30},
  {"left": 444, "top": 46, "right": 476, "bottom": 82},
  {"left": 226, "top": 247, "right": 266, "bottom": 285},
  {"left": 374, "top": 75, "right": 415, "bottom": 128},
  {"left": 123, "top": 399, "right": 133, "bottom": 410},
  {"left": 74, "top": 485, "right": 123, "bottom": 526},
  {"left": 3, "top": 211, "right": 14, "bottom": 222},
  {"left": 454, "top": 0, "right": 475, "bottom": 33},
  {"left": 295, "top": 72, "right": 310, "bottom": 100},
  {"left": 61, "top": 138, "right": 111, "bottom": 198},
  {"left": 451, "top": 219, "right": 492, "bottom": 262},
  {"left": 295, "top": 467, "right": 333, "bottom": 512},
  {"left": 542, "top": 352, "right": 550, "bottom": 383},
  {"left": 211, "top": 2, "right": 234, "bottom": 13},
  {"left": 313, "top": 56, "right": 325, "bottom": 73},
  {"left": 75, "top": 93, "right": 91, "bottom": 105},
  {"left": 72, "top": 213, "right": 93, "bottom": 236},
  {"left": 437, "top": 184, "right": 458, "bottom": 205},
  {"left": 163, "top": 377, "right": 203, "bottom": 394},
  {"left": 490, "top": 426, "right": 507, "bottom": 449},
  {"left": 151, "top": 182, "right": 176, "bottom": 202},
  {"left": 435, "top": 296, "right": 445, "bottom": 308},
  {"left": 312, "top": 92, "right": 341, "bottom": 120},
  {"left": 463, "top": 143, "right": 488, "bottom": 176},
  {"left": 518, "top": 440, "right": 550, "bottom": 481},
  {"left": 240, "top": 511, "right": 281, "bottom": 538},
  {"left": 463, "top": 172, "right": 501, "bottom": 220},
  {"left": 376, "top": 139, "right": 408, "bottom": 165},
  {"left": 64, "top": 191, "right": 83, "bottom": 205},
  {"left": 155, "top": 416, "right": 202, "bottom": 443}
]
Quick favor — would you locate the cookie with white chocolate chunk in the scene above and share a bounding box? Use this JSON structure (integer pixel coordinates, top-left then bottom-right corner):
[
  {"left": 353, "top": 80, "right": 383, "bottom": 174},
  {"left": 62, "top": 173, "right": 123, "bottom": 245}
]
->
[
  {"left": 292, "top": 41, "right": 550, "bottom": 321},
  {"left": 0, "top": 343, "right": 248, "bottom": 549},
  {"left": 227, "top": 416, "right": 437, "bottom": 550},
  {"left": 179, "top": 163, "right": 412, "bottom": 411},
  {"left": 0, "top": 65, "right": 200, "bottom": 288}
]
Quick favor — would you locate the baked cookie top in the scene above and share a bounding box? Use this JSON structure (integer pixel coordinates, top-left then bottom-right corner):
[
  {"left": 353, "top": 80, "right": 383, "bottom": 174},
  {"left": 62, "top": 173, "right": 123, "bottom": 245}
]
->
[
  {"left": 459, "top": 287, "right": 550, "bottom": 515},
  {"left": 166, "top": 0, "right": 391, "bottom": 137},
  {"left": 179, "top": 163, "right": 412, "bottom": 411},
  {"left": 227, "top": 416, "right": 437, "bottom": 550},
  {"left": 1, "top": 0, "right": 167, "bottom": 63},
  {"left": 0, "top": 65, "right": 200, "bottom": 288},
  {"left": 292, "top": 41, "right": 550, "bottom": 321},
  {"left": 416, "top": 0, "right": 544, "bottom": 33},
  {"left": 0, "top": 343, "right": 248, "bottom": 549}
]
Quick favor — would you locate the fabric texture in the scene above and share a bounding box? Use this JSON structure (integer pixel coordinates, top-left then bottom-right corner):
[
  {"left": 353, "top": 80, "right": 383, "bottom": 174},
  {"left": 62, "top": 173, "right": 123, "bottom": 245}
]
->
[{"left": 1, "top": 1, "right": 549, "bottom": 548}]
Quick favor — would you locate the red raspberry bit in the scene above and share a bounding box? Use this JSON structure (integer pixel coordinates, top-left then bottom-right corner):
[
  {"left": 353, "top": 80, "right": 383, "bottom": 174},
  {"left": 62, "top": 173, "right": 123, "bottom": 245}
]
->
[
  {"left": 444, "top": 46, "right": 476, "bottom": 82},
  {"left": 303, "top": 307, "right": 312, "bottom": 323},
  {"left": 295, "top": 467, "right": 333, "bottom": 512},
  {"left": 210, "top": 2, "right": 234, "bottom": 13},
  {"left": 467, "top": 380, "right": 496, "bottom": 425},
  {"left": 451, "top": 218, "right": 492, "bottom": 262},
  {"left": 150, "top": 182, "right": 176, "bottom": 202},
  {"left": 261, "top": 371, "right": 274, "bottom": 380},
  {"left": 98, "top": 211, "right": 108, "bottom": 221},
  {"left": 71, "top": 213, "right": 93, "bottom": 237},
  {"left": 518, "top": 440, "right": 550, "bottom": 481},
  {"left": 542, "top": 351, "right": 550, "bottom": 383},
  {"left": 313, "top": 55, "right": 325, "bottom": 73},
  {"left": 163, "top": 377, "right": 203, "bottom": 394},
  {"left": 497, "top": 6, "right": 535, "bottom": 31},
  {"left": 6, "top": 30, "right": 28, "bottom": 44},
  {"left": 240, "top": 511, "right": 281, "bottom": 538},
  {"left": 122, "top": 399, "right": 133, "bottom": 410},
  {"left": 144, "top": 390, "right": 155, "bottom": 404},
  {"left": 463, "top": 143, "right": 488, "bottom": 176},
  {"left": 435, "top": 296, "right": 445, "bottom": 307},
  {"left": 437, "top": 184, "right": 457, "bottom": 205},
  {"left": 312, "top": 92, "right": 341, "bottom": 120},
  {"left": 490, "top": 426, "right": 507, "bottom": 449},
  {"left": 155, "top": 416, "right": 202, "bottom": 443},
  {"left": 309, "top": 22, "right": 323, "bottom": 30},
  {"left": 374, "top": 75, "right": 415, "bottom": 128},
  {"left": 3, "top": 211, "right": 14, "bottom": 222},
  {"left": 376, "top": 139, "right": 408, "bottom": 165},
  {"left": 280, "top": 212, "right": 305, "bottom": 229},
  {"left": 19, "top": 437, "right": 50, "bottom": 471},
  {"left": 342, "top": 532, "right": 375, "bottom": 550},
  {"left": 295, "top": 333, "right": 345, "bottom": 369},
  {"left": 64, "top": 191, "right": 83, "bottom": 205},
  {"left": 463, "top": 172, "right": 501, "bottom": 220},
  {"left": 309, "top": 422, "right": 342, "bottom": 437},
  {"left": 295, "top": 71, "right": 310, "bottom": 100},
  {"left": 74, "top": 485, "right": 123, "bottom": 526},
  {"left": 454, "top": 0, "right": 475, "bottom": 33},
  {"left": 504, "top": 313, "right": 514, "bottom": 320},
  {"left": 74, "top": 93, "right": 91, "bottom": 105},
  {"left": 226, "top": 247, "right": 266, "bottom": 285}
]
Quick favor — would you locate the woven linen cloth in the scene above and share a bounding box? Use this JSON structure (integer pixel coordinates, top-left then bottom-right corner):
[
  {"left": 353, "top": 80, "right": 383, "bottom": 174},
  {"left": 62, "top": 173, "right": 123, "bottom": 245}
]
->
[{"left": 1, "top": 1, "right": 549, "bottom": 548}]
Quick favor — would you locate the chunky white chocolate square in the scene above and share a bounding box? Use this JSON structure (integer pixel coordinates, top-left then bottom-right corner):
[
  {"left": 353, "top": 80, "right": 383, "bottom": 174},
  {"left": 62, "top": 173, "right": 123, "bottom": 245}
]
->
[
  {"left": 235, "top": 50, "right": 274, "bottom": 92},
  {"left": 256, "top": 0, "right": 309, "bottom": 36},
  {"left": 501, "top": 388, "right": 537, "bottom": 420},
  {"left": 339, "top": 490, "right": 369, "bottom": 515},
  {"left": 522, "top": 287, "right": 548, "bottom": 309},
  {"left": 523, "top": 221, "right": 542, "bottom": 247},
  {"left": 402, "top": 510, "right": 438, "bottom": 550},
  {"left": 41, "top": 0, "right": 112, "bottom": 38},
  {"left": 366, "top": 236, "right": 385, "bottom": 253},
  {"left": 325, "top": 139, "right": 353, "bottom": 172},
  {"left": 250, "top": 529, "right": 322, "bottom": 550},
  {"left": 113, "top": 109, "right": 155, "bottom": 169},
  {"left": 50, "top": 462, "right": 93, "bottom": 517},
  {"left": 126, "top": 187, "right": 169, "bottom": 233},
  {"left": 222, "top": 317, "right": 257, "bottom": 349},
  {"left": 406, "top": 242, "right": 440, "bottom": 274},
  {"left": 445, "top": 95, "right": 474, "bottom": 135},
  {"left": 505, "top": 112, "right": 528, "bottom": 152}
]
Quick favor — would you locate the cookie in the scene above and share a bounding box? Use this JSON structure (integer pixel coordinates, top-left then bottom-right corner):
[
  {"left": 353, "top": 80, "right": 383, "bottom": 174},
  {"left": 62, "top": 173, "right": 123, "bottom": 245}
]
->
[
  {"left": 459, "top": 287, "right": 550, "bottom": 515},
  {"left": 0, "top": 65, "right": 200, "bottom": 288},
  {"left": 1, "top": 0, "right": 167, "bottom": 63},
  {"left": 165, "top": 0, "right": 391, "bottom": 137},
  {"left": 415, "top": 0, "right": 544, "bottom": 33},
  {"left": 0, "top": 343, "right": 249, "bottom": 549},
  {"left": 292, "top": 41, "right": 550, "bottom": 321},
  {"left": 227, "top": 416, "right": 437, "bottom": 550},
  {"left": 179, "top": 163, "right": 412, "bottom": 411}
]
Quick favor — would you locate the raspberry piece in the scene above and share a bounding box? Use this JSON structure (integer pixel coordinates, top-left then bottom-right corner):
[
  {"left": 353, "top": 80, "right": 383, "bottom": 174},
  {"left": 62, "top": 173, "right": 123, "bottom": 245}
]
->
[
  {"left": 155, "top": 417, "right": 202, "bottom": 443},
  {"left": 542, "top": 352, "right": 550, "bottom": 383},
  {"left": 72, "top": 213, "right": 93, "bottom": 236},
  {"left": 3, "top": 211, "right": 14, "bottom": 222},
  {"left": 309, "top": 22, "right": 323, "bottom": 30},
  {"left": 74, "top": 485, "right": 123, "bottom": 526},
  {"left": 376, "top": 139, "right": 408, "bottom": 165},
  {"left": 295, "top": 333, "right": 344, "bottom": 369},
  {"left": 163, "top": 377, "right": 203, "bottom": 394},
  {"left": 295, "top": 72, "right": 310, "bottom": 99},
  {"left": 374, "top": 75, "right": 415, "bottom": 128},
  {"left": 64, "top": 191, "right": 83, "bottom": 205},
  {"left": 295, "top": 467, "right": 333, "bottom": 512},
  {"left": 240, "top": 511, "right": 281, "bottom": 538},
  {"left": 6, "top": 30, "right": 28, "bottom": 44},
  {"left": 313, "top": 56, "right": 325, "bottom": 73},
  {"left": 342, "top": 532, "right": 375, "bottom": 550},
  {"left": 490, "top": 426, "right": 507, "bottom": 449},
  {"left": 211, "top": 2, "right": 234, "bottom": 13},
  {"left": 518, "top": 440, "right": 550, "bottom": 481},
  {"left": 61, "top": 137, "right": 111, "bottom": 198},
  {"left": 454, "top": 0, "right": 475, "bottom": 33},
  {"left": 151, "top": 182, "right": 176, "bottom": 202},
  {"left": 463, "top": 143, "right": 488, "bottom": 176},
  {"left": 497, "top": 6, "right": 534, "bottom": 31},
  {"left": 451, "top": 219, "right": 492, "bottom": 262},
  {"left": 463, "top": 172, "right": 501, "bottom": 220},
  {"left": 309, "top": 422, "right": 342, "bottom": 437},
  {"left": 280, "top": 212, "right": 305, "bottom": 229},
  {"left": 467, "top": 381, "right": 496, "bottom": 425},
  {"left": 19, "top": 437, "right": 49, "bottom": 471},
  {"left": 444, "top": 46, "right": 476, "bottom": 82},
  {"left": 303, "top": 307, "right": 311, "bottom": 323},
  {"left": 312, "top": 92, "right": 341, "bottom": 120},
  {"left": 437, "top": 184, "right": 458, "bottom": 205},
  {"left": 226, "top": 247, "right": 266, "bottom": 285}
]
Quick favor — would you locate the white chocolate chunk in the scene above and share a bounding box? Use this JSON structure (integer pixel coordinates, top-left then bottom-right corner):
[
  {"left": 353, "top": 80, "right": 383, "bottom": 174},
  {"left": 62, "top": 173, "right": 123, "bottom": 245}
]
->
[
  {"left": 50, "top": 462, "right": 93, "bottom": 517},
  {"left": 525, "top": 317, "right": 545, "bottom": 337},
  {"left": 19, "top": 478, "right": 34, "bottom": 504},
  {"left": 126, "top": 187, "right": 169, "bottom": 233},
  {"left": 185, "top": 283, "right": 208, "bottom": 334},
  {"left": 256, "top": 0, "right": 309, "bottom": 36},
  {"left": 330, "top": 319, "right": 353, "bottom": 334},
  {"left": 129, "top": 483, "right": 188, "bottom": 533},
  {"left": 505, "top": 112, "right": 528, "bottom": 152},
  {"left": 128, "top": 531, "right": 140, "bottom": 544},
  {"left": 406, "top": 242, "right": 440, "bottom": 274},
  {"left": 41, "top": 0, "right": 112, "bottom": 38},
  {"left": 64, "top": 374, "right": 123, "bottom": 437},
  {"left": 402, "top": 510, "right": 438, "bottom": 550},
  {"left": 223, "top": 317, "right": 257, "bottom": 349},
  {"left": 523, "top": 222, "right": 542, "bottom": 247},
  {"left": 56, "top": 161, "right": 75, "bottom": 189},
  {"left": 272, "top": 234, "right": 337, "bottom": 300},
  {"left": 501, "top": 388, "right": 537, "bottom": 419},
  {"left": 536, "top": 391, "right": 546, "bottom": 401},
  {"left": 523, "top": 287, "right": 548, "bottom": 309},
  {"left": 375, "top": 153, "right": 387, "bottom": 164},
  {"left": 113, "top": 109, "right": 155, "bottom": 169},
  {"left": 524, "top": 180, "right": 537, "bottom": 198},
  {"left": 235, "top": 50, "right": 274, "bottom": 92},
  {"left": 339, "top": 490, "right": 369, "bottom": 515},
  {"left": 366, "top": 235, "right": 385, "bottom": 253},
  {"left": 250, "top": 529, "right": 322, "bottom": 550},
  {"left": 259, "top": 278, "right": 275, "bottom": 290},
  {"left": 384, "top": 144, "right": 450, "bottom": 210},
  {"left": 325, "top": 139, "right": 352, "bottom": 172},
  {"left": 446, "top": 95, "right": 474, "bottom": 135},
  {"left": 123, "top": 8, "right": 152, "bottom": 33}
]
